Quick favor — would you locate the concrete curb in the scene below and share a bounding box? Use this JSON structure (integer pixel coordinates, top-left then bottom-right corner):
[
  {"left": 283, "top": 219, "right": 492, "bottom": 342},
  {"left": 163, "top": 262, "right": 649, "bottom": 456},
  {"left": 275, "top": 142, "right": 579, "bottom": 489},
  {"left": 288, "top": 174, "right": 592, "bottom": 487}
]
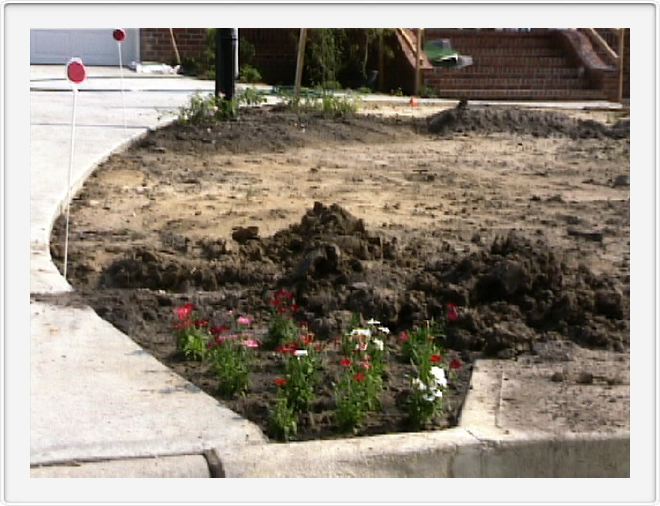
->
[{"left": 215, "top": 428, "right": 629, "bottom": 478}]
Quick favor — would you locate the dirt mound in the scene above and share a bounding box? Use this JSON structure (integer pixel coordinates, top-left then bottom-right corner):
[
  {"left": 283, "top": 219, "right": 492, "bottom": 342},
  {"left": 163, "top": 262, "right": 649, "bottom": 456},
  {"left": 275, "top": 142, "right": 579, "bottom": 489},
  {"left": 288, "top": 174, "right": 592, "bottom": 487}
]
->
[
  {"left": 137, "top": 106, "right": 416, "bottom": 156},
  {"left": 99, "top": 203, "right": 628, "bottom": 356},
  {"left": 427, "top": 103, "right": 629, "bottom": 139}
]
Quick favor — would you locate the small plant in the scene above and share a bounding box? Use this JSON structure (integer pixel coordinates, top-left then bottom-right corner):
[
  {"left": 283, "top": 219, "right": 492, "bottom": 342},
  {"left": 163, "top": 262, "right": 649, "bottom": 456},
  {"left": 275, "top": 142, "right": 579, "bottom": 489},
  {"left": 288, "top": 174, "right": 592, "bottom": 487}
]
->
[
  {"left": 239, "top": 64, "right": 262, "bottom": 84},
  {"left": 266, "top": 289, "right": 301, "bottom": 349},
  {"left": 278, "top": 344, "right": 319, "bottom": 413},
  {"left": 178, "top": 93, "right": 238, "bottom": 125},
  {"left": 207, "top": 315, "right": 259, "bottom": 397},
  {"left": 407, "top": 365, "right": 447, "bottom": 429},
  {"left": 269, "top": 380, "right": 298, "bottom": 441},
  {"left": 174, "top": 303, "right": 211, "bottom": 361},
  {"left": 239, "top": 87, "right": 266, "bottom": 106},
  {"left": 399, "top": 320, "right": 445, "bottom": 364},
  {"left": 335, "top": 363, "right": 370, "bottom": 431},
  {"left": 319, "top": 93, "right": 358, "bottom": 118}
]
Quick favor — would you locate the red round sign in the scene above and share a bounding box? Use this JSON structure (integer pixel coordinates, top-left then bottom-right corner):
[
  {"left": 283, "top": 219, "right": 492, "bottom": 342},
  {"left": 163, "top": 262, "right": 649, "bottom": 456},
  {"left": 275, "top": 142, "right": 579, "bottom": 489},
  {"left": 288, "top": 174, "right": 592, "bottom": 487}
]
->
[
  {"left": 66, "top": 58, "right": 87, "bottom": 84},
  {"left": 113, "top": 29, "right": 126, "bottom": 42}
]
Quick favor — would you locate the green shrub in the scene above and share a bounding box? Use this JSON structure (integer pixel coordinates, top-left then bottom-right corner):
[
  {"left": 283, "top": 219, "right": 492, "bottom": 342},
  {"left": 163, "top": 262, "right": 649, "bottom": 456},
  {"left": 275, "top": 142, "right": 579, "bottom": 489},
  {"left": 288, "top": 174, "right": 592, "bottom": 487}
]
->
[{"left": 239, "top": 64, "right": 262, "bottom": 84}]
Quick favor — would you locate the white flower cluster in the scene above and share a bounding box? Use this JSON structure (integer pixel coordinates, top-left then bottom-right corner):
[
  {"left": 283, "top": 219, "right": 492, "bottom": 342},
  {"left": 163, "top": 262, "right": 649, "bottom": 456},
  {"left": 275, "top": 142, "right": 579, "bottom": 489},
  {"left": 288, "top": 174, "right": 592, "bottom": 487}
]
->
[{"left": 412, "top": 366, "right": 448, "bottom": 402}]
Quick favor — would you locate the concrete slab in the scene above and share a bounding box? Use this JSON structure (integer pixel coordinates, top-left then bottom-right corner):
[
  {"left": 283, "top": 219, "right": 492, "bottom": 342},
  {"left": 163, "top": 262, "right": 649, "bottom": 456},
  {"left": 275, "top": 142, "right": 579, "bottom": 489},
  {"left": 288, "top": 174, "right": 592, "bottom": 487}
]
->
[
  {"left": 31, "top": 454, "right": 211, "bottom": 478},
  {"left": 30, "top": 301, "right": 265, "bottom": 466}
]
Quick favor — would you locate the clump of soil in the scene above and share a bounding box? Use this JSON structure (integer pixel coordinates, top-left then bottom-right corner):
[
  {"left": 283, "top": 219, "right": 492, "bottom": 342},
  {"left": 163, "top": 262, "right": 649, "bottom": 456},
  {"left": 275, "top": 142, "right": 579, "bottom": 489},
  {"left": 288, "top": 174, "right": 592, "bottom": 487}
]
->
[
  {"left": 427, "top": 102, "right": 629, "bottom": 139},
  {"left": 96, "top": 202, "right": 628, "bottom": 355}
]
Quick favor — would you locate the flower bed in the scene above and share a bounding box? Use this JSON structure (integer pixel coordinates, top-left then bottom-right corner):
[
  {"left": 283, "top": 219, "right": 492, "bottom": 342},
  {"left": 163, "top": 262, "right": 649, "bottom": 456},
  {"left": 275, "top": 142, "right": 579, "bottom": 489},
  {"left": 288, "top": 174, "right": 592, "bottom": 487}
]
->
[{"left": 172, "top": 290, "right": 470, "bottom": 441}]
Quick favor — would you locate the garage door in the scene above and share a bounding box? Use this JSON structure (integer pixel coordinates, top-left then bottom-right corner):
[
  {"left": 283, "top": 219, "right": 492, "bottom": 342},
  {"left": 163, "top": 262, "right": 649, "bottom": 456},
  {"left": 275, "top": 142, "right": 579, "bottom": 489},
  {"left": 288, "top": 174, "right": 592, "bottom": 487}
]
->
[{"left": 30, "top": 29, "right": 140, "bottom": 66}]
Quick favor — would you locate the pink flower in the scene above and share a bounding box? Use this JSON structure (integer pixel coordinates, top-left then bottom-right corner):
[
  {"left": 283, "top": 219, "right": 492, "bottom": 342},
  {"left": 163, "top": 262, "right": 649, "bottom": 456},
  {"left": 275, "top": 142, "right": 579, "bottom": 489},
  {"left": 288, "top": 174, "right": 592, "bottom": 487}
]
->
[
  {"left": 176, "top": 303, "right": 195, "bottom": 321},
  {"left": 237, "top": 315, "right": 253, "bottom": 326},
  {"left": 447, "top": 304, "right": 460, "bottom": 322},
  {"left": 399, "top": 331, "right": 410, "bottom": 343},
  {"left": 361, "top": 361, "right": 372, "bottom": 371},
  {"left": 243, "top": 338, "right": 260, "bottom": 349}
]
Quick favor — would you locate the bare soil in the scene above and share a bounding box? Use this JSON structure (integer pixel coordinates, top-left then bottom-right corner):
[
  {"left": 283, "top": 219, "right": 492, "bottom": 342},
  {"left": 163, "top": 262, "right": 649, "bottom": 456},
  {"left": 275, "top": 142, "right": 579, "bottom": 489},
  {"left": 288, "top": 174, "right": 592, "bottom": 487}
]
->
[{"left": 50, "top": 103, "right": 630, "bottom": 440}]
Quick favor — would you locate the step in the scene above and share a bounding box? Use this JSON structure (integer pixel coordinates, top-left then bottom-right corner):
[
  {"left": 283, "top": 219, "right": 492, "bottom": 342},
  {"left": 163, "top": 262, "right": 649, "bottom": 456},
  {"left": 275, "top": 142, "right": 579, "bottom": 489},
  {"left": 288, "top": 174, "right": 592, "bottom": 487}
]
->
[
  {"left": 424, "top": 77, "right": 588, "bottom": 90},
  {"left": 450, "top": 47, "right": 562, "bottom": 57},
  {"left": 472, "top": 56, "right": 570, "bottom": 67},
  {"left": 426, "top": 67, "right": 581, "bottom": 78},
  {"left": 432, "top": 88, "right": 607, "bottom": 100}
]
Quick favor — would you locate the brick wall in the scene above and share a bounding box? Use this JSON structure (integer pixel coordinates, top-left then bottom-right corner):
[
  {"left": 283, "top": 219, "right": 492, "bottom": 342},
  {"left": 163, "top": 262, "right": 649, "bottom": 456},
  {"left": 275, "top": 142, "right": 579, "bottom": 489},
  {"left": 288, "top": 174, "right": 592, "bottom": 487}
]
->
[
  {"left": 239, "top": 28, "right": 299, "bottom": 84},
  {"left": 140, "top": 28, "right": 208, "bottom": 64}
]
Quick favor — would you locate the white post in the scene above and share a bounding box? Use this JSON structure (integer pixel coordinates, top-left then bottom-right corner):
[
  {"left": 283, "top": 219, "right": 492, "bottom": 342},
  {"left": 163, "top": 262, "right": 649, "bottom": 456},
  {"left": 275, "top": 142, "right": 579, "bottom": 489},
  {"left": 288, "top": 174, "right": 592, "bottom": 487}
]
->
[
  {"left": 117, "top": 42, "right": 127, "bottom": 133},
  {"left": 63, "top": 87, "right": 78, "bottom": 279}
]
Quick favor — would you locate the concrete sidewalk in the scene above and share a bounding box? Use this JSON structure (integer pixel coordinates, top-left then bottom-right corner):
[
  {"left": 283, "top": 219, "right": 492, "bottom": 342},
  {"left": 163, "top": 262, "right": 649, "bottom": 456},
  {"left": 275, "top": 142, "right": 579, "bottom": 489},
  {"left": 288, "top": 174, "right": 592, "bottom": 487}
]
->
[
  {"left": 30, "top": 66, "right": 265, "bottom": 476},
  {"left": 30, "top": 65, "right": 628, "bottom": 478}
]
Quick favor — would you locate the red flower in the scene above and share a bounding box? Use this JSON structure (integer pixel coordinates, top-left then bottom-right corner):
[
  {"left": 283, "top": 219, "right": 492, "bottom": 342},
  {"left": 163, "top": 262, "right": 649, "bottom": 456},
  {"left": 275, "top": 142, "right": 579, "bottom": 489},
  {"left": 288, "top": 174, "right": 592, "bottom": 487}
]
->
[
  {"left": 291, "top": 304, "right": 301, "bottom": 313},
  {"left": 302, "top": 334, "right": 314, "bottom": 346},
  {"left": 211, "top": 325, "right": 230, "bottom": 337},
  {"left": 277, "top": 289, "right": 294, "bottom": 300},
  {"left": 194, "top": 319, "right": 209, "bottom": 328},
  {"left": 277, "top": 344, "right": 296, "bottom": 355},
  {"left": 340, "top": 358, "right": 352, "bottom": 368},
  {"left": 354, "top": 372, "right": 366, "bottom": 383},
  {"left": 447, "top": 304, "right": 460, "bottom": 322},
  {"left": 399, "top": 331, "right": 410, "bottom": 343},
  {"left": 274, "top": 377, "right": 288, "bottom": 387},
  {"left": 176, "top": 303, "right": 195, "bottom": 321},
  {"left": 431, "top": 354, "right": 443, "bottom": 364},
  {"left": 450, "top": 358, "right": 463, "bottom": 370}
]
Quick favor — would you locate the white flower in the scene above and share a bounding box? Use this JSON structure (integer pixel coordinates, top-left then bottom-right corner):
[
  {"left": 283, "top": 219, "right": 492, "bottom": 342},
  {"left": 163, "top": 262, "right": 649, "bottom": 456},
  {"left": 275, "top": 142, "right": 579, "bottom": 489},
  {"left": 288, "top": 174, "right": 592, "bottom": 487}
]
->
[
  {"left": 351, "top": 328, "right": 371, "bottom": 338},
  {"left": 372, "top": 338, "right": 384, "bottom": 351},
  {"left": 412, "top": 378, "right": 427, "bottom": 391},
  {"left": 424, "top": 389, "right": 443, "bottom": 403},
  {"left": 366, "top": 318, "right": 381, "bottom": 326},
  {"left": 430, "top": 366, "right": 448, "bottom": 388},
  {"left": 377, "top": 326, "right": 391, "bottom": 334},
  {"left": 293, "top": 349, "right": 308, "bottom": 357}
]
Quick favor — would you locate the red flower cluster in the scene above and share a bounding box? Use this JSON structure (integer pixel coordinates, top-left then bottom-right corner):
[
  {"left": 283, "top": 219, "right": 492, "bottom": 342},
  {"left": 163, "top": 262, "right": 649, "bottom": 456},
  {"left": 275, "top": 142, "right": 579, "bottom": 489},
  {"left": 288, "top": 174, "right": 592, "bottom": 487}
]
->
[
  {"left": 353, "top": 372, "right": 366, "bottom": 383},
  {"left": 271, "top": 289, "right": 300, "bottom": 316},
  {"left": 340, "top": 358, "right": 352, "bottom": 368},
  {"left": 447, "top": 303, "right": 460, "bottom": 322},
  {"left": 274, "top": 377, "right": 288, "bottom": 387}
]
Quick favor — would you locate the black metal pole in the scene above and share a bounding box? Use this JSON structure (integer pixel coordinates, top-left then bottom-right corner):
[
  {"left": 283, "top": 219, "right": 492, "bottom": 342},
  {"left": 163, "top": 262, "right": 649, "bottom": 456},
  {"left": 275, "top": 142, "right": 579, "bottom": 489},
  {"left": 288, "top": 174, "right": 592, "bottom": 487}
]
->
[
  {"left": 216, "top": 28, "right": 237, "bottom": 100},
  {"left": 214, "top": 29, "right": 222, "bottom": 98}
]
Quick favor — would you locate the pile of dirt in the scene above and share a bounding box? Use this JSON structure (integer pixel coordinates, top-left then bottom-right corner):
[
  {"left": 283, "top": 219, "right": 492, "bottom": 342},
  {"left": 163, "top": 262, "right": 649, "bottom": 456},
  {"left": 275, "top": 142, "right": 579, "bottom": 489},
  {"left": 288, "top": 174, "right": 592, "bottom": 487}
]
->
[
  {"left": 137, "top": 107, "right": 417, "bottom": 156},
  {"left": 427, "top": 102, "right": 629, "bottom": 139},
  {"left": 99, "top": 202, "right": 629, "bottom": 356}
]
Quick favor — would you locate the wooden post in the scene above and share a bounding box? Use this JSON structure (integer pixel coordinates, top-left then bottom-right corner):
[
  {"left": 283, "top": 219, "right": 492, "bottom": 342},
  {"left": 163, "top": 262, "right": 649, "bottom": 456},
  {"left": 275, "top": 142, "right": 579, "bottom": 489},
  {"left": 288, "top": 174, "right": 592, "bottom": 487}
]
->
[
  {"left": 414, "top": 28, "right": 422, "bottom": 96},
  {"left": 617, "top": 28, "right": 626, "bottom": 103},
  {"left": 294, "top": 28, "right": 308, "bottom": 97}
]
